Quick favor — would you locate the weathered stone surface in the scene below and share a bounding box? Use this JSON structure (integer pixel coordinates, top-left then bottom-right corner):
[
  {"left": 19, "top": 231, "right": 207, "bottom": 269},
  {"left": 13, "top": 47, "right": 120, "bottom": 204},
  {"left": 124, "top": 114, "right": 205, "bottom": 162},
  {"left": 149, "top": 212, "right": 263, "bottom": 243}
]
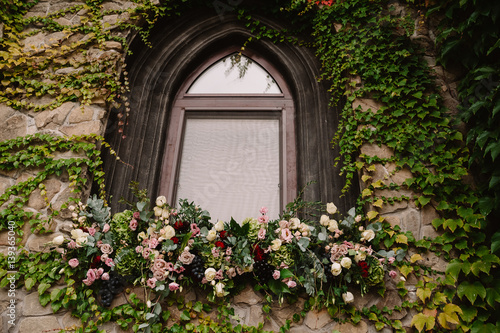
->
[
  {"left": 104, "top": 41, "right": 123, "bottom": 50},
  {"left": 51, "top": 185, "right": 77, "bottom": 219},
  {"left": 19, "top": 316, "right": 61, "bottom": 333},
  {"left": 352, "top": 98, "right": 384, "bottom": 113},
  {"left": 0, "top": 222, "right": 31, "bottom": 246},
  {"left": 0, "top": 104, "right": 15, "bottom": 122},
  {"left": 0, "top": 114, "right": 27, "bottom": 142},
  {"left": 34, "top": 102, "right": 74, "bottom": 128},
  {"left": 22, "top": 292, "right": 53, "bottom": 316},
  {"left": 26, "top": 232, "right": 63, "bottom": 252},
  {"left": 248, "top": 305, "right": 264, "bottom": 326},
  {"left": 420, "top": 251, "right": 448, "bottom": 272},
  {"left": 420, "top": 225, "right": 441, "bottom": 240},
  {"left": 335, "top": 320, "right": 368, "bottom": 333},
  {"left": 383, "top": 215, "right": 401, "bottom": 228},
  {"left": 386, "top": 164, "right": 414, "bottom": 186},
  {"left": 374, "top": 189, "right": 409, "bottom": 214},
  {"left": 28, "top": 178, "right": 62, "bottom": 210},
  {"left": 376, "top": 290, "right": 406, "bottom": 320},
  {"left": 61, "top": 311, "right": 83, "bottom": 331},
  {"left": 233, "top": 285, "right": 262, "bottom": 305},
  {"left": 303, "top": 308, "right": 331, "bottom": 330},
  {"left": 421, "top": 205, "right": 440, "bottom": 226},
  {"left": 60, "top": 121, "right": 102, "bottom": 136},
  {"left": 68, "top": 105, "right": 95, "bottom": 123},
  {"left": 399, "top": 209, "right": 421, "bottom": 238},
  {"left": 360, "top": 144, "right": 394, "bottom": 159}
]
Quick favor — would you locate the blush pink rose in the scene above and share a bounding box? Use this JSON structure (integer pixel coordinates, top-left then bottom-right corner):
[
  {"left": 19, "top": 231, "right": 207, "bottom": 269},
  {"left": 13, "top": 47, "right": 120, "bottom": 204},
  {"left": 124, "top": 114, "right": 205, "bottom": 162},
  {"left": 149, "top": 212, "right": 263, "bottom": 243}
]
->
[
  {"left": 68, "top": 258, "right": 79, "bottom": 268},
  {"left": 169, "top": 282, "right": 180, "bottom": 291},
  {"left": 147, "top": 278, "right": 157, "bottom": 288},
  {"left": 101, "top": 272, "right": 110, "bottom": 280},
  {"left": 102, "top": 224, "right": 110, "bottom": 233},
  {"left": 259, "top": 207, "right": 268, "bottom": 215},
  {"left": 258, "top": 228, "right": 266, "bottom": 240},
  {"left": 129, "top": 219, "right": 138, "bottom": 231}
]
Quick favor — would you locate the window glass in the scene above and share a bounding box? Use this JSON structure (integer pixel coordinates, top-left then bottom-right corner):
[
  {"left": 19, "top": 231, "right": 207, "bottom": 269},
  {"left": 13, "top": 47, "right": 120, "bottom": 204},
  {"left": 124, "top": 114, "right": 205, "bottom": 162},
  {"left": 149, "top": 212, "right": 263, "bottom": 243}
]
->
[
  {"left": 175, "top": 116, "right": 281, "bottom": 222},
  {"left": 187, "top": 54, "right": 281, "bottom": 94}
]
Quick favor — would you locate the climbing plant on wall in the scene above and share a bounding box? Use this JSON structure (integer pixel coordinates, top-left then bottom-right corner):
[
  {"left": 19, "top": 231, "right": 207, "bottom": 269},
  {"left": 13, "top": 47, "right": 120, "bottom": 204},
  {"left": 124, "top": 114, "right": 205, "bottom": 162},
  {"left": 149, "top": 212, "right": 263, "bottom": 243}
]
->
[{"left": 1, "top": 0, "right": 500, "bottom": 332}]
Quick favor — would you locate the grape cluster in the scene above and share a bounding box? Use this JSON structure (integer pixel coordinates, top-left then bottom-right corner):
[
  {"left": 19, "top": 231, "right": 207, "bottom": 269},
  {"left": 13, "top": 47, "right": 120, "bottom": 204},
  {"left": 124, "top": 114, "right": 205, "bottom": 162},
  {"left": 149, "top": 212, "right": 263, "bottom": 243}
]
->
[
  {"left": 99, "top": 272, "right": 126, "bottom": 307},
  {"left": 186, "top": 255, "right": 205, "bottom": 281},
  {"left": 253, "top": 261, "right": 274, "bottom": 283}
]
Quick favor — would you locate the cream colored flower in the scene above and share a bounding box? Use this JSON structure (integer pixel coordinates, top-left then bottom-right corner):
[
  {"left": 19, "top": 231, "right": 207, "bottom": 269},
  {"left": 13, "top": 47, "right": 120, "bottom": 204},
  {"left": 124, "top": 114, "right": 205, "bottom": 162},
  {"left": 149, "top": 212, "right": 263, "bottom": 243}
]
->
[
  {"left": 289, "top": 217, "right": 300, "bottom": 229},
  {"left": 271, "top": 239, "right": 282, "bottom": 251},
  {"left": 342, "top": 291, "right": 354, "bottom": 303},
  {"left": 340, "top": 257, "right": 352, "bottom": 269},
  {"left": 206, "top": 229, "right": 217, "bottom": 242},
  {"left": 52, "top": 235, "right": 65, "bottom": 245},
  {"left": 328, "top": 219, "right": 339, "bottom": 232},
  {"left": 361, "top": 229, "right": 375, "bottom": 242},
  {"left": 162, "top": 225, "right": 175, "bottom": 240},
  {"left": 138, "top": 231, "right": 147, "bottom": 240},
  {"left": 153, "top": 206, "right": 163, "bottom": 217},
  {"left": 354, "top": 251, "right": 367, "bottom": 263},
  {"left": 214, "top": 220, "right": 224, "bottom": 232},
  {"left": 161, "top": 209, "right": 170, "bottom": 220},
  {"left": 331, "top": 262, "right": 342, "bottom": 276},
  {"left": 215, "top": 282, "right": 226, "bottom": 297},
  {"left": 156, "top": 196, "right": 167, "bottom": 207},
  {"left": 326, "top": 202, "right": 337, "bottom": 215},
  {"left": 320, "top": 215, "right": 330, "bottom": 227},
  {"left": 71, "top": 229, "right": 88, "bottom": 246},
  {"left": 205, "top": 268, "right": 216, "bottom": 281}
]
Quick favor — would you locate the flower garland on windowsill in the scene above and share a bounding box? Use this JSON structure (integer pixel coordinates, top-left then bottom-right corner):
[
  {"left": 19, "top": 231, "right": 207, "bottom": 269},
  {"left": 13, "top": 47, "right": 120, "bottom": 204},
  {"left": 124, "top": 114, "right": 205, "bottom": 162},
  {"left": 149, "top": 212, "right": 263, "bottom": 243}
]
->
[{"left": 47, "top": 190, "right": 404, "bottom": 330}]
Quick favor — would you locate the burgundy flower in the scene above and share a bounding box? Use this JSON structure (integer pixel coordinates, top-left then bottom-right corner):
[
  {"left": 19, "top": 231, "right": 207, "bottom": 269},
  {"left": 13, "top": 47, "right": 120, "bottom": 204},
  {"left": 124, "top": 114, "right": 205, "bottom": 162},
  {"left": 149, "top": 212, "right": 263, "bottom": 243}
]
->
[
  {"left": 252, "top": 244, "right": 266, "bottom": 262},
  {"left": 90, "top": 255, "right": 101, "bottom": 268},
  {"left": 171, "top": 237, "right": 179, "bottom": 244},
  {"left": 215, "top": 241, "right": 225, "bottom": 249},
  {"left": 219, "top": 230, "right": 228, "bottom": 240},
  {"left": 358, "top": 261, "right": 369, "bottom": 277}
]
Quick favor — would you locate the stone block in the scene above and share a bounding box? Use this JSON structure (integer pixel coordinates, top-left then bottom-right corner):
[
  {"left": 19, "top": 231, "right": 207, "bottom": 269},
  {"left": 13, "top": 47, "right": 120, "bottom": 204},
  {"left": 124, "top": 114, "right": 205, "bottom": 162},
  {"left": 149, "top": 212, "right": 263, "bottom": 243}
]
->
[
  {"left": 360, "top": 144, "right": 393, "bottom": 159},
  {"left": 352, "top": 98, "right": 384, "bottom": 114},
  {"left": 0, "top": 114, "right": 27, "bottom": 142},
  {"left": 22, "top": 292, "right": 53, "bottom": 316},
  {"left": 421, "top": 205, "right": 439, "bottom": 226},
  {"left": 26, "top": 232, "right": 64, "bottom": 253},
  {"left": 51, "top": 185, "right": 77, "bottom": 219},
  {"left": 19, "top": 316, "right": 61, "bottom": 333},
  {"left": 0, "top": 222, "right": 31, "bottom": 247},
  {"left": 61, "top": 311, "right": 83, "bottom": 331},
  {"left": 303, "top": 308, "right": 331, "bottom": 330},
  {"left": 383, "top": 215, "right": 401, "bottom": 228},
  {"left": 0, "top": 104, "right": 15, "bottom": 122},
  {"left": 374, "top": 189, "right": 409, "bottom": 214},
  {"left": 399, "top": 209, "right": 421, "bottom": 238},
  {"left": 68, "top": 105, "right": 95, "bottom": 123},
  {"left": 248, "top": 305, "right": 264, "bottom": 326},
  {"left": 376, "top": 290, "right": 406, "bottom": 320},
  {"left": 60, "top": 120, "right": 102, "bottom": 136},
  {"left": 34, "top": 102, "right": 74, "bottom": 128},
  {"left": 233, "top": 285, "right": 263, "bottom": 305},
  {"left": 28, "top": 178, "right": 62, "bottom": 210},
  {"left": 335, "top": 320, "right": 368, "bottom": 333},
  {"left": 420, "top": 225, "right": 441, "bottom": 240}
]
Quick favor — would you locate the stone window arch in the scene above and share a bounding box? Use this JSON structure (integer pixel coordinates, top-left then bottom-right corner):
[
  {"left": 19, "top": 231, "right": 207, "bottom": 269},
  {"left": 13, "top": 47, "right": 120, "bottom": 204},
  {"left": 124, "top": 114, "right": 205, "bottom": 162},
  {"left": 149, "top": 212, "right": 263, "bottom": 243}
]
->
[{"left": 101, "top": 11, "right": 358, "bottom": 215}]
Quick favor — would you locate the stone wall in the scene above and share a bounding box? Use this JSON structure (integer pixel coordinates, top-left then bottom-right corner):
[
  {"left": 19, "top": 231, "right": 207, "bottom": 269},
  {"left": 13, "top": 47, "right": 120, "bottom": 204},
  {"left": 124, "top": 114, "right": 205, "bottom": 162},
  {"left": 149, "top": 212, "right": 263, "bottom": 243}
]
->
[{"left": 0, "top": 1, "right": 461, "bottom": 332}]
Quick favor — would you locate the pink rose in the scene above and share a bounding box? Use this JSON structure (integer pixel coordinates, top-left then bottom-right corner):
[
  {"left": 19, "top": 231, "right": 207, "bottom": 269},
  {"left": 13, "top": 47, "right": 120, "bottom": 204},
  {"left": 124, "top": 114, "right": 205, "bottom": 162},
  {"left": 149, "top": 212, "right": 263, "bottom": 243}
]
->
[
  {"left": 257, "top": 228, "right": 266, "bottom": 240},
  {"left": 225, "top": 247, "right": 232, "bottom": 256},
  {"left": 102, "top": 224, "right": 110, "bottom": 233},
  {"left": 227, "top": 267, "right": 236, "bottom": 278},
  {"left": 165, "top": 262, "right": 174, "bottom": 271},
  {"left": 100, "top": 243, "right": 113, "bottom": 255},
  {"left": 259, "top": 207, "right": 268, "bottom": 215},
  {"left": 281, "top": 228, "right": 293, "bottom": 242},
  {"left": 68, "top": 258, "right": 79, "bottom": 268},
  {"left": 389, "top": 270, "right": 397, "bottom": 279},
  {"left": 178, "top": 251, "right": 195, "bottom": 265},
  {"left": 273, "top": 270, "right": 280, "bottom": 280},
  {"left": 153, "top": 269, "right": 166, "bottom": 281},
  {"left": 67, "top": 240, "right": 78, "bottom": 249},
  {"left": 142, "top": 248, "right": 152, "bottom": 259},
  {"left": 388, "top": 257, "right": 396, "bottom": 264},
  {"left": 149, "top": 238, "right": 159, "bottom": 249},
  {"left": 105, "top": 258, "right": 115, "bottom": 267},
  {"left": 135, "top": 245, "right": 143, "bottom": 253},
  {"left": 212, "top": 247, "right": 220, "bottom": 258},
  {"left": 169, "top": 282, "right": 180, "bottom": 291},
  {"left": 279, "top": 220, "right": 290, "bottom": 229},
  {"left": 129, "top": 219, "right": 138, "bottom": 231},
  {"left": 286, "top": 279, "right": 296, "bottom": 288},
  {"left": 96, "top": 268, "right": 104, "bottom": 277},
  {"left": 88, "top": 228, "right": 96, "bottom": 236},
  {"left": 82, "top": 279, "right": 93, "bottom": 286},
  {"left": 258, "top": 215, "right": 269, "bottom": 224},
  {"left": 147, "top": 278, "right": 157, "bottom": 288},
  {"left": 133, "top": 212, "right": 140, "bottom": 219},
  {"left": 190, "top": 223, "right": 200, "bottom": 237},
  {"left": 101, "top": 272, "right": 110, "bottom": 281},
  {"left": 86, "top": 269, "right": 97, "bottom": 282},
  {"left": 152, "top": 258, "right": 168, "bottom": 272}
]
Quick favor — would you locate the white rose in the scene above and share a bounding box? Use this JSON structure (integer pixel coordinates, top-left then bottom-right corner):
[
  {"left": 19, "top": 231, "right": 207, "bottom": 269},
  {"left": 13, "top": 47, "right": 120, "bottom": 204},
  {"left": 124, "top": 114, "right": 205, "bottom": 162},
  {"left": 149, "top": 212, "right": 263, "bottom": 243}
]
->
[
  {"left": 289, "top": 217, "right": 300, "bottom": 229},
  {"left": 342, "top": 291, "right": 354, "bottom": 303},
  {"left": 326, "top": 202, "right": 337, "bottom": 215},
  {"left": 354, "top": 251, "right": 367, "bottom": 263},
  {"left": 161, "top": 208, "right": 170, "bottom": 220},
  {"left": 214, "top": 220, "right": 224, "bottom": 232},
  {"left": 355, "top": 215, "right": 362, "bottom": 223},
  {"left": 340, "top": 257, "right": 352, "bottom": 269},
  {"left": 138, "top": 231, "right": 147, "bottom": 240},
  {"left": 163, "top": 225, "right": 175, "bottom": 240},
  {"left": 361, "top": 229, "right": 375, "bottom": 242},
  {"left": 270, "top": 239, "right": 282, "bottom": 251},
  {"left": 205, "top": 268, "right": 216, "bottom": 281},
  {"left": 206, "top": 229, "right": 217, "bottom": 242},
  {"left": 331, "top": 262, "right": 342, "bottom": 276},
  {"left": 153, "top": 206, "right": 163, "bottom": 217},
  {"left": 319, "top": 215, "right": 330, "bottom": 227},
  {"left": 328, "top": 219, "right": 338, "bottom": 232},
  {"left": 71, "top": 229, "right": 88, "bottom": 246},
  {"left": 215, "top": 282, "right": 226, "bottom": 297},
  {"left": 156, "top": 196, "right": 167, "bottom": 207},
  {"left": 52, "top": 235, "right": 65, "bottom": 245}
]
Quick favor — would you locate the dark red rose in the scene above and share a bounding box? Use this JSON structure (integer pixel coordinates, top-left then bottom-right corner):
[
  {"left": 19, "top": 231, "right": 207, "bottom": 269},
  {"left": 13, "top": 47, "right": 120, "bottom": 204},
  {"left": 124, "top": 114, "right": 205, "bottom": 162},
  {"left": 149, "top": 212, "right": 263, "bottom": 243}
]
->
[
  {"left": 252, "top": 244, "right": 265, "bottom": 262},
  {"left": 91, "top": 255, "right": 101, "bottom": 268},
  {"left": 171, "top": 237, "right": 179, "bottom": 244},
  {"left": 358, "top": 261, "right": 369, "bottom": 277},
  {"left": 219, "top": 230, "right": 228, "bottom": 240},
  {"left": 215, "top": 241, "right": 225, "bottom": 249}
]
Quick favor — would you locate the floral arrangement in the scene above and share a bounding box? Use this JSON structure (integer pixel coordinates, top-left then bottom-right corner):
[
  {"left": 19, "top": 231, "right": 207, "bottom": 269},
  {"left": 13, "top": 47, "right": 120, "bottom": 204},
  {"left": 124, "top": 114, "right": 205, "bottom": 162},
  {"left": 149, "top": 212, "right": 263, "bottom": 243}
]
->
[{"left": 50, "top": 191, "right": 401, "bottom": 313}]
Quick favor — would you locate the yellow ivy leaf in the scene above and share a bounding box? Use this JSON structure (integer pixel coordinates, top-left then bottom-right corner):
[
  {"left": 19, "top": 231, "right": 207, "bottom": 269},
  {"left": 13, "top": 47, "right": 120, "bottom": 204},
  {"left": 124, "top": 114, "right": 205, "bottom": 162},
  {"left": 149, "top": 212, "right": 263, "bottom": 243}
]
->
[
  {"left": 367, "top": 210, "right": 378, "bottom": 220},
  {"left": 416, "top": 287, "right": 432, "bottom": 302},
  {"left": 362, "top": 188, "right": 373, "bottom": 198},
  {"left": 443, "top": 303, "right": 462, "bottom": 316},
  {"left": 361, "top": 174, "right": 372, "bottom": 182},
  {"left": 386, "top": 230, "right": 395, "bottom": 237},
  {"left": 433, "top": 292, "right": 447, "bottom": 305},
  {"left": 371, "top": 180, "right": 384, "bottom": 188},
  {"left": 399, "top": 265, "right": 413, "bottom": 277},
  {"left": 367, "top": 164, "right": 376, "bottom": 172},
  {"left": 372, "top": 198, "right": 383, "bottom": 208},
  {"left": 396, "top": 234, "right": 408, "bottom": 244},
  {"left": 411, "top": 313, "right": 435, "bottom": 332},
  {"left": 410, "top": 253, "right": 423, "bottom": 263}
]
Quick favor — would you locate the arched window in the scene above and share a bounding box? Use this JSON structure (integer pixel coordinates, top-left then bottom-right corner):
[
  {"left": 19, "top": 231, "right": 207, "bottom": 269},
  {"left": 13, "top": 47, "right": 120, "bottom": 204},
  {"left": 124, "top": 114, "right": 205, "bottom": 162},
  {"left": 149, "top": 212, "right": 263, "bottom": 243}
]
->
[{"left": 159, "top": 52, "right": 296, "bottom": 222}]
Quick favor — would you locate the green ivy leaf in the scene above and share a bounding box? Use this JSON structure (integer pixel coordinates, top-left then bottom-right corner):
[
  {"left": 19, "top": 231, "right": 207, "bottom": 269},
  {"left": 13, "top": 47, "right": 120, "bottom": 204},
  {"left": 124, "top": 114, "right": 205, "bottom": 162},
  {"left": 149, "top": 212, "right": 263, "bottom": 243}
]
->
[
  {"left": 411, "top": 313, "right": 435, "bottom": 332},
  {"left": 491, "top": 231, "right": 500, "bottom": 253},
  {"left": 38, "top": 282, "right": 51, "bottom": 295},
  {"left": 457, "top": 281, "right": 486, "bottom": 304}
]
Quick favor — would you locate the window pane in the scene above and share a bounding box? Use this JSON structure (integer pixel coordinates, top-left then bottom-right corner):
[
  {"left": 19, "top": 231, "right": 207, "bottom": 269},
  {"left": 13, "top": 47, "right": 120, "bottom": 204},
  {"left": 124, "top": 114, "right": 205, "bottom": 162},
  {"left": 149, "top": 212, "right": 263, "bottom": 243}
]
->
[
  {"left": 187, "top": 54, "right": 281, "bottom": 94},
  {"left": 175, "top": 117, "right": 281, "bottom": 222}
]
